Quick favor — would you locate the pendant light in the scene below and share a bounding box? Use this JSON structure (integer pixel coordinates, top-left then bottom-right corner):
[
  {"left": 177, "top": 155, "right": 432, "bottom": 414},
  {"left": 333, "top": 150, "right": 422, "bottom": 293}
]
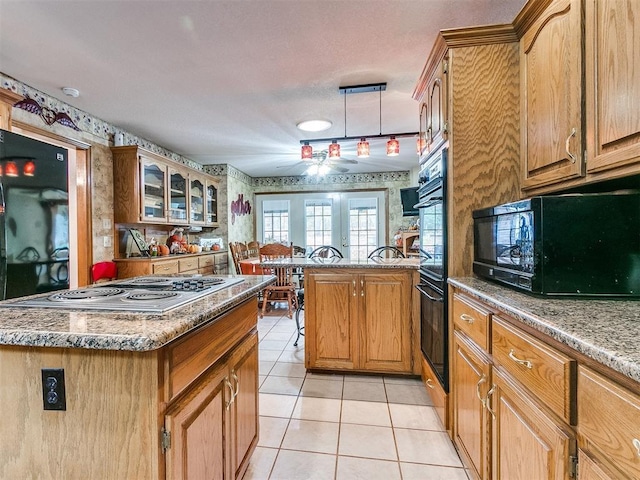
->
[
  {"left": 328, "top": 140, "right": 341, "bottom": 159},
  {"left": 23, "top": 160, "right": 36, "bottom": 176},
  {"left": 0, "top": 164, "right": 3, "bottom": 176},
  {"left": 5, "top": 161, "right": 18, "bottom": 177},
  {"left": 301, "top": 142, "right": 313, "bottom": 159},
  {"left": 386, "top": 136, "right": 400, "bottom": 156},
  {"left": 357, "top": 138, "right": 370, "bottom": 158}
]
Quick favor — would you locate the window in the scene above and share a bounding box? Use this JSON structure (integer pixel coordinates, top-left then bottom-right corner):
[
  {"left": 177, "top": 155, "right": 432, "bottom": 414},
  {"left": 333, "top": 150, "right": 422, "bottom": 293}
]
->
[
  {"left": 262, "top": 200, "right": 290, "bottom": 243},
  {"left": 305, "top": 199, "right": 333, "bottom": 253},
  {"left": 348, "top": 198, "right": 378, "bottom": 261}
]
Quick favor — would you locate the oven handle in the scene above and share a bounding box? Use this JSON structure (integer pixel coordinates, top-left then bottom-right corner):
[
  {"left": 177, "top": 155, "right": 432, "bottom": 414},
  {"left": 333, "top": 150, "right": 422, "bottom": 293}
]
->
[{"left": 415, "top": 284, "right": 444, "bottom": 302}]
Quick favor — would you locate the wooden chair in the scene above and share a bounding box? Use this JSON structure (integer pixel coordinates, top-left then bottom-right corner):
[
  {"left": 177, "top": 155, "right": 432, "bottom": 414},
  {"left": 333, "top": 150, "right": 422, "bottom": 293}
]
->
[
  {"left": 368, "top": 246, "right": 406, "bottom": 259},
  {"left": 259, "top": 242, "right": 297, "bottom": 319},
  {"left": 247, "top": 241, "right": 260, "bottom": 258},
  {"left": 90, "top": 261, "right": 117, "bottom": 283}
]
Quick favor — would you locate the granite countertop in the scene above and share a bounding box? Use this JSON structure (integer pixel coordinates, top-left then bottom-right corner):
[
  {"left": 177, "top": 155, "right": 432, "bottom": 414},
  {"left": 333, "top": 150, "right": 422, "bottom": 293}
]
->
[
  {"left": 449, "top": 277, "right": 640, "bottom": 383},
  {"left": 260, "top": 257, "right": 420, "bottom": 269},
  {"left": 0, "top": 275, "right": 273, "bottom": 352}
]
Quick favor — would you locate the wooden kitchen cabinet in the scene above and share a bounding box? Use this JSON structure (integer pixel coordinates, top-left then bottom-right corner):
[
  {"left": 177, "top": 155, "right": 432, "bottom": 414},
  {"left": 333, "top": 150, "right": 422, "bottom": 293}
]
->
[
  {"left": 584, "top": 0, "right": 640, "bottom": 176},
  {"left": 305, "top": 268, "right": 416, "bottom": 374},
  {"left": 452, "top": 331, "right": 492, "bottom": 480},
  {"left": 491, "top": 367, "right": 576, "bottom": 480},
  {"left": 520, "top": 0, "right": 583, "bottom": 191},
  {"left": 165, "top": 331, "right": 258, "bottom": 480},
  {"left": 114, "top": 252, "right": 227, "bottom": 279},
  {"left": 578, "top": 365, "right": 640, "bottom": 479},
  {"left": 112, "top": 146, "right": 219, "bottom": 227}
]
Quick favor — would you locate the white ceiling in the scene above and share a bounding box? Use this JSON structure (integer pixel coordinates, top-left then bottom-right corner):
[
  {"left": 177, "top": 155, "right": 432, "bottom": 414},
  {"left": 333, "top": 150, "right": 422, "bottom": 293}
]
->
[{"left": 0, "top": 0, "right": 525, "bottom": 177}]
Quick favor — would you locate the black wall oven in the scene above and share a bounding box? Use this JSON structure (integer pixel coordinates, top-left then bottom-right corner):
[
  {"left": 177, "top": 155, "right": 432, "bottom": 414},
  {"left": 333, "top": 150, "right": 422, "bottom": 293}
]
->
[{"left": 415, "top": 147, "right": 448, "bottom": 391}]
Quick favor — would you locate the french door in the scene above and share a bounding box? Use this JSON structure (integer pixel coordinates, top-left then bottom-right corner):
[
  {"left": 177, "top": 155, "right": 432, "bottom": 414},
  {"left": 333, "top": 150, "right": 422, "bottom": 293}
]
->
[{"left": 256, "top": 191, "right": 386, "bottom": 260}]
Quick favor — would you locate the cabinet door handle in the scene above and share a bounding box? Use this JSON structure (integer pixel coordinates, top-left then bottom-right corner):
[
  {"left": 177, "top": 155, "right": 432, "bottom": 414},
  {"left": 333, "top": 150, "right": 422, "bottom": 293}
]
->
[
  {"left": 486, "top": 384, "right": 497, "bottom": 418},
  {"left": 360, "top": 279, "right": 364, "bottom": 297},
  {"left": 224, "top": 378, "right": 234, "bottom": 410},
  {"left": 565, "top": 127, "right": 577, "bottom": 163},
  {"left": 633, "top": 438, "right": 640, "bottom": 457},
  {"left": 508, "top": 349, "right": 533, "bottom": 369},
  {"left": 352, "top": 280, "right": 356, "bottom": 297},
  {"left": 460, "top": 313, "right": 475, "bottom": 324},
  {"left": 425, "top": 378, "right": 435, "bottom": 389},
  {"left": 231, "top": 371, "right": 240, "bottom": 401},
  {"left": 476, "top": 374, "right": 487, "bottom": 408}
]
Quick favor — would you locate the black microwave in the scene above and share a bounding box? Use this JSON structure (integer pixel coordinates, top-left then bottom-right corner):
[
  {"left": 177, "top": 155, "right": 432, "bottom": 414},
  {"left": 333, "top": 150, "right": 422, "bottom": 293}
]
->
[{"left": 473, "top": 192, "right": 640, "bottom": 297}]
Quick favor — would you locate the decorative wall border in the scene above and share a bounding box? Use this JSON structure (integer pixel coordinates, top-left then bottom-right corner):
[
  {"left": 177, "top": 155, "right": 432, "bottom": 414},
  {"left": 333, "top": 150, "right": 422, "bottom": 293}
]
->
[{"left": 252, "top": 170, "right": 411, "bottom": 188}]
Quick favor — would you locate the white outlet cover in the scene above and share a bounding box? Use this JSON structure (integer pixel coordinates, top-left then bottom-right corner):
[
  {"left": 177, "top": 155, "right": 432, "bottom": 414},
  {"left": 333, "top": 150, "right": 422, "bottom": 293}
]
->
[{"left": 103, "top": 236, "right": 112, "bottom": 247}]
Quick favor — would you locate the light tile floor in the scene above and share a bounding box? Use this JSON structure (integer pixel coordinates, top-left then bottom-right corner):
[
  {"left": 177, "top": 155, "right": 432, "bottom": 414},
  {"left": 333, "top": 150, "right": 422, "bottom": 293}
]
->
[{"left": 243, "top": 306, "right": 470, "bottom": 480}]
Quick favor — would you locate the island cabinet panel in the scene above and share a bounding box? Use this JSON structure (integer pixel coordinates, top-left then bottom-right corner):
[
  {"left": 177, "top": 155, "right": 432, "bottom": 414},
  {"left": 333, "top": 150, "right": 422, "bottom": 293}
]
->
[
  {"left": 305, "top": 268, "right": 417, "bottom": 374},
  {"left": 520, "top": 0, "right": 583, "bottom": 191},
  {"left": 0, "top": 297, "right": 260, "bottom": 480},
  {"left": 306, "top": 272, "right": 358, "bottom": 370}
]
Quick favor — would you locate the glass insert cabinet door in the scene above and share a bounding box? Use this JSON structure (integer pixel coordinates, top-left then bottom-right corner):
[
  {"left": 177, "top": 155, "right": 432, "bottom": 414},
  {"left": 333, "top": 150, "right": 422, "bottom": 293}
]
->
[
  {"left": 190, "top": 177, "right": 205, "bottom": 224},
  {"left": 141, "top": 159, "right": 167, "bottom": 222},
  {"left": 168, "top": 169, "right": 188, "bottom": 222},
  {"left": 205, "top": 181, "right": 218, "bottom": 225}
]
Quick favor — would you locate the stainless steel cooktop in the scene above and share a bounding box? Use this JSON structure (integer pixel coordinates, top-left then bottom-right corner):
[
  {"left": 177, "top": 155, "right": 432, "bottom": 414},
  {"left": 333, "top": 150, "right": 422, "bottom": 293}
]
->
[{"left": 6, "top": 276, "right": 245, "bottom": 313}]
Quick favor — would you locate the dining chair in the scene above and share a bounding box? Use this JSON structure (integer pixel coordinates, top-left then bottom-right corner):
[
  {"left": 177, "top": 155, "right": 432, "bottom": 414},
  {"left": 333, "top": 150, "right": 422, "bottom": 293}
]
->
[
  {"left": 309, "top": 246, "right": 343, "bottom": 259},
  {"left": 90, "top": 261, "right": 117, "bottom": 283},
  {"left": 367, "top": 245, "right": 406, "bottom": 259},
  {"left": 247, "top": 240, "right": 260, "bottom": 258},
  {"left": 259, "top": 242, "right": 297, "bottom": 319}
]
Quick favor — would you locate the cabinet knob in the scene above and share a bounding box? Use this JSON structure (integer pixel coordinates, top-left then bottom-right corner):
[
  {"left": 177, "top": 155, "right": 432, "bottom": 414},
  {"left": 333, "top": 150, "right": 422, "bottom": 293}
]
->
[
  {"left": 425, "top": 378, "right": 435, "bottom": 389},
  {"left": 508, "top": 349, "right": 533, "bottom": 369},
  {"left": 565, "top": 128, "right": 577, "bottom": 163},
  {"left": 460, "top": 313, "right": 475, "bottom": 324},
  {"left": 633, "top": 438, "right": 640, "bottom": 457}
]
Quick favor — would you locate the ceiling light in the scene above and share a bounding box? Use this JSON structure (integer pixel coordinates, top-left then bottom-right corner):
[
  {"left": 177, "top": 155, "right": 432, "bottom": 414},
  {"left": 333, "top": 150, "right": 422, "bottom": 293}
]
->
[
  {"left": 61, "top": 87, "right": 80, "bottom": 98},
  {"left": 357, "top": 138, "right": 370, "bottom": 158},
  {"left": 301, "top": 142, "right": 313, "bottom": 159},
  {"left": 328, "top": 141, "right": 341, "bottom": 159},
  {"left": 297, "top": 120, "right": 332, "bottom": 132},
  {"left": 386, "top": 136, "right": 400, "bottom": 156}
]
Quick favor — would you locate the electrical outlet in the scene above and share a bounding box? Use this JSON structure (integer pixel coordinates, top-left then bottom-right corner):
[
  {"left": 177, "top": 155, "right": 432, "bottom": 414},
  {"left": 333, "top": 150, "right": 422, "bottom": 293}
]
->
[
  {"left": 102, "top": 218, "right": 111, "bottom": 230},
  {"left": 41, "top": 369, "right": 66, "bottom": 411},
  {"left": 103, "top": 236, "right": 112, "bottom": 247}
]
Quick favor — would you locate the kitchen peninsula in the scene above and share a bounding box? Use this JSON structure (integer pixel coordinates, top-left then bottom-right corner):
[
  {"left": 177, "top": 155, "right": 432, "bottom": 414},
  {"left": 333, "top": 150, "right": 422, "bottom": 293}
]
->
[
  {"left": 0, "top": 275, "right": 274, "bottom": 479},
  {"left": 261, "top": 256, "right": 421, "bottom": 375}
]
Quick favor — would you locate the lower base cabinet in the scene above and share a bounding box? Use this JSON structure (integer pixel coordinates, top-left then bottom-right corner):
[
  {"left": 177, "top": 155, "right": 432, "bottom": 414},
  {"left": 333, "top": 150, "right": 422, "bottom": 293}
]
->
[
  {"left": 165, "top": 332, "right": 258, "bottom": 480},
  {"left": 305, "top": 268, "right": 417, "bottom": 374}
]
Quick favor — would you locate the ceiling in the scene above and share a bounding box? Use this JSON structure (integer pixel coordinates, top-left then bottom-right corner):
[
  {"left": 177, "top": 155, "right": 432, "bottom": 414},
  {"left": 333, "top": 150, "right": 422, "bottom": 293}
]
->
[{"left": 0, "top": 0, "right": 525, "bottom": 177}]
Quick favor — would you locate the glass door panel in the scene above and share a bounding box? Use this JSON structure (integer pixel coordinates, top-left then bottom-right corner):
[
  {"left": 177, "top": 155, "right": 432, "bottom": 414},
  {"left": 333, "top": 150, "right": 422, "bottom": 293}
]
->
[
  {"left": 190, "top": 177, "right": 205, "bottom": 224},
  {"left": 346, "top": 197, "right": 380, "bottom": 261},
  {"left": 141, "top": 160, "right": 167, "bottom": 222},
  {"left": 168, "top": 169, "right": 188, "bottom": 223},
  {"left": 205, "top": 181, "right": 218, "bottom": 225}
]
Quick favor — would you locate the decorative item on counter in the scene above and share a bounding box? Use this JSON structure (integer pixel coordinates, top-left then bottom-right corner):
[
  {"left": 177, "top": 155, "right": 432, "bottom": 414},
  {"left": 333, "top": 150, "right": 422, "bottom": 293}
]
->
[
  {"left": 167, "top": 227, "right": 188, "bottom": 254},
  {"left": 393, "top": 230, "right": 403, "bottom": 247},
  {"left": 127, "top": 228, "right": 150, "bottom": 257},
  {"left": 157, "top": 244, "right": 170, "bottom": 256},
  {"left": 148, "top": 238, "right": 158, "bottom": 256}
]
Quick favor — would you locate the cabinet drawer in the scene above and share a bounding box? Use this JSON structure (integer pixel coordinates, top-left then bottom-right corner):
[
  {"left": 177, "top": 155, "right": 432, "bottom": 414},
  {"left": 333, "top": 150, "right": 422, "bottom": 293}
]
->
[
  {"left": 198, "top": 255, "right": 215, "bottom": 269},
  {"left": 179, "top": 257, "right": 198, "bottom": 272},
  {"left": 152, "top": 260, "right": 179, "bottom": 274},
  {"left": 164, "top": 298, "right": 257, "bottom": 402},
  {"left": 578, "top": 366, "right": 640, "bottom": 478},
  {"left": 492, "top": 316, "right": 575, "bottom": 424},
  {"left": 451, "top": 293, "right": 491, "bottom": 351}
]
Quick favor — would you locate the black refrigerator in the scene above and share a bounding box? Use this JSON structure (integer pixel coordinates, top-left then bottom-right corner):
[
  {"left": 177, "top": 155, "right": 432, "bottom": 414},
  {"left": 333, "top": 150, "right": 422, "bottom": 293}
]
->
[{"left": 0, "top": 129, "right": 69, "bottom": 300}]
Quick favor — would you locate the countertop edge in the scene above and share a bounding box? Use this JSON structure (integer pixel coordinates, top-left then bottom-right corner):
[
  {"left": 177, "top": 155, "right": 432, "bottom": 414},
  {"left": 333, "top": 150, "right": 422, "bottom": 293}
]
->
[{"left": 448, "top": 277, "right": 640, "bottom": 384}]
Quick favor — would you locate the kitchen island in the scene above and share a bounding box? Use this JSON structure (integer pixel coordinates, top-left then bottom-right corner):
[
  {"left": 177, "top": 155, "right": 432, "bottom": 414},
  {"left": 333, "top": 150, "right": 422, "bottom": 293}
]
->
[
  {"left": 448, "top": 277, "right": 640, "bottom": 479},
  {"left": 261, "top": 257, "right": 421, "bottom": 375},
  {"left": 0, "top": 274, "right": 274, "bottom": 480}
]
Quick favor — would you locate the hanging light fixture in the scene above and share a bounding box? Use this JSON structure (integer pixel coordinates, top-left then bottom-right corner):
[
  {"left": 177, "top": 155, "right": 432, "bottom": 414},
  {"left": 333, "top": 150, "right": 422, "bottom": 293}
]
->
[
  {"left": 328, "top": 141, "right": 341, "bottom": 159},
  {"left": 386, "top": 136, "right": 400, "bottom": 156},
  {"left": 301, "top": 142, "right": 313, "bottom": 159},
  {"left": 0, "top": 164, "right": 3, "bottom": 176},
  {"left": 23, "top": 160, "right": 36, "bottom": 176},
  {"left": 299, "top": 83, "right": 418, "bottom": 160},
  {"left": 357, "top": 138, "right": 370, "bottom": 158},
  {"left": 5, "top": 161, "right": 19, "bottom": 177}
]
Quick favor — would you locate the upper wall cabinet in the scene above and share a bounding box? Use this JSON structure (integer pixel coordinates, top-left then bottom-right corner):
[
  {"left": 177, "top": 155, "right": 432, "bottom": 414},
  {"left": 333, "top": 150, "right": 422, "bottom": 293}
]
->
[
  {"left": 585, "top": 0, "right": 640, "bottom": 175},
  {"left": 520, "top": 0, "right": 583, "bottom": 191},
  {"left": 111, "top": 146, "right": 219, "bottom": 227},
  {"left": 519, "top": 0, "right": 640, "bottom": 194}
]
